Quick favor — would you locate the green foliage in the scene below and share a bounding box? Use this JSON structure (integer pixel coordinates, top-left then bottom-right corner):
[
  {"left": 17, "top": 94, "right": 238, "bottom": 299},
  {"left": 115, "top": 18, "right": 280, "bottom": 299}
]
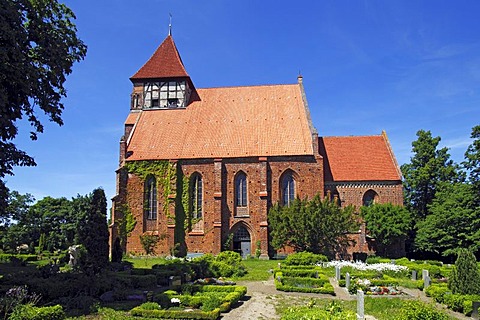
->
[
  {"left": 281, "top": 301, "right": 356, "bottom": 320},
  {"left": 284, "top": 251, "right": 328, "bottom": 266},
  {"left": 463, "top": 125, "right": 480, "bottom": 199},
  {"left": 139, "top": 234, "right": 166, "bottom": 256},
  {"left": 395, "top": 300, "right": 450, "bottom": 320},
  {"left": 401, "top": 129, "right": 461, "bottom": 220},
  {"left": 191, "top": 252, "right": 246, "bottom": 278},
  {"left": 448, "top": 248, "right": 480, "bottom": 295},
  {"left": 116, "top": 205, "right": 136, "bottom": 248},
  {"left": 268, "top": 194, "right": 358, "bottom": 257},
  {"left": 9, "top": 304, "right": 65, "bottom": 320},
  {"left": 361, "top": 203, "right": 411, "bottom": 256},
  {"left": 123, "top": 160, "right": 177, "bottom": 217},
  {"left": 416, "top": 182, "right": 480, "bottom": 257},
  {"left": 131, "top": 304, "right": 220, "bottom": 319},
  {"left": 0, "top": 0, "right": 87, "bottom": 215},
  {"left": 425, "top": 284, "right": 450, "bottom": 303},
  {"left": 77, "top": 188, "right": 109, "bottom": 274},
  {"left": 275, "top": 272, "right": 335, "bottom": 295},
  {"left": 255, "top": 240, "right": 262, "bottom": 258}
]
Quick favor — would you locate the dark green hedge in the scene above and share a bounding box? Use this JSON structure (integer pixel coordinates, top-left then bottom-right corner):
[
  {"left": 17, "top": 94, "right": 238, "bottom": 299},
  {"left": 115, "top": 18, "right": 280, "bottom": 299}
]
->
[
  {"left": 275, "top": 272, "right": 334, "bottom": 295},
  {"left": 130, "top": 307, "right": 220, "bottom": 319}
]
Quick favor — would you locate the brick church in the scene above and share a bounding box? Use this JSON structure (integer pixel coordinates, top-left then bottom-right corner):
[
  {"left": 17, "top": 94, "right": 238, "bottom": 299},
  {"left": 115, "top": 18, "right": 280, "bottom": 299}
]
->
[{"left": 110, "top": 34, "right": 403, "bottom": 259}]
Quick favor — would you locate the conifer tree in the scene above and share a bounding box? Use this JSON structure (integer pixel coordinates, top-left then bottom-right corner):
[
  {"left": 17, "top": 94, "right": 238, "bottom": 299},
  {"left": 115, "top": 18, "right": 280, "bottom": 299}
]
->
[
  {"left": 448, "top": 248, "right": 480, "bottom": 295},
  {"left": 77, "top": 188, "right": 109, "bottom": 274}
]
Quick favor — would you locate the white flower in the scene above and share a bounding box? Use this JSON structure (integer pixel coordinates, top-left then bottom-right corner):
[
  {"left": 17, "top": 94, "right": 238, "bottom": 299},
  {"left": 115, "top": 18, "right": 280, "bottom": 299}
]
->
[
  {"left": 171, "top": 297, "right": 181, "bottom": 304},
  {"left": 322, "top": 260, "right": 408, "bottom": 273}
]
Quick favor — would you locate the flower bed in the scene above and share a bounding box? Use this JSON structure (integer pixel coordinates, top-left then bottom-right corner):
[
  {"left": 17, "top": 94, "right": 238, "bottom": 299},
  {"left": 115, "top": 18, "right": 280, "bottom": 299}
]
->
[
  {"left": 130, "top": 284, "right": 247, "bottom": 319},
  {"left": 274, "top": 271, "right": 335, "bottom": 295}
]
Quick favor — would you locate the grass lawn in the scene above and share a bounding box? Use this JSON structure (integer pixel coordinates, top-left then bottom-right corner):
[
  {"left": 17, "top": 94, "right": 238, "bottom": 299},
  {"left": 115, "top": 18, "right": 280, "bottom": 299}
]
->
[
  {"left": 233, "top": 258, "right": 279, "bottom": 281},
  {"left": 124, "top": 257, "right": 169, "bottom": 269}
]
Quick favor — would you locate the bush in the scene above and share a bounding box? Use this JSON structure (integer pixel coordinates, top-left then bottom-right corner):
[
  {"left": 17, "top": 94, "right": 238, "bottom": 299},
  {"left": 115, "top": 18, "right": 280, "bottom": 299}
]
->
[
  {"left": 443, "top": 293, "right": 466, "bottom": 312},
  {"left": 396, "top": 301, "right": 450, "bottom": 320},
  {"left": 424, "top": 284, "right": 450, "bottom": 303},
  {"left": 275, "top": 273, "right": 335, "bottom": 295},
  {"left": 284, "top": 252, "right": 328, "bottom": 266},
  {"left": 281, "top": 301, "right": 356, "bottom": 320},
  {"left": 215, "top": 251, "right": 242, "bottom": 265},
  {"left": 449, "top": 249, "right": 480, "bottom": 295},
  {"left": 9, "top": 304, "right": 65, "bottom": 320}
]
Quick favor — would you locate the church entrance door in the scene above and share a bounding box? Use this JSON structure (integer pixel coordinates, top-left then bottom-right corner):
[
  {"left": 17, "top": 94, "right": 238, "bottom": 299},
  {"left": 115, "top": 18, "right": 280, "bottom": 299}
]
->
[{"left": 233, "top": 226, "right": 251, "bottom": 258}]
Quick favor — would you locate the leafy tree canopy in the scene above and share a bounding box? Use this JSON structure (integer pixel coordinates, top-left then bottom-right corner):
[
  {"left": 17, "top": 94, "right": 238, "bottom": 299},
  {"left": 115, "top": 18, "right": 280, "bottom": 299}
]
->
[
  {"left": 0, "top": 0, "right": 87, "bottom": 212},
  {"left": 268, "top": 194, "right": 358, "bottom": 258},
  {"left": 401, "top": 130, "right": 461, "bottom": 220},
  {"left": 361, "top": 203, "right": 412, "bottom": 256},
  {"left": 463, "top": 125, "right": 480, "bottom": 199},
  {"left": 415, "top": 182, "right": 480, "bottom": 257}
]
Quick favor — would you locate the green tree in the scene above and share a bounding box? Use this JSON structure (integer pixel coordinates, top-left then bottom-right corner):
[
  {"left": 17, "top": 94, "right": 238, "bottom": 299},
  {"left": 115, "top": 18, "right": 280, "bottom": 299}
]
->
[
  {"left": 401, "top": 130, "right": 460, "bottom": 220},
  {"left": 361, "top": 203, "right": 412, "bottom": 257},
  {"left": 0, "top": 0, "right": 87, "bottom": 213},
  {"left": 140, "top": 234, "right": 160, "bottom": 256},
  {"left": 463, "top": 125, "right": 480, "bottom": 202},
  {"left": 268, "top": 194, "right": 358, "bottom": 258},
  {"left": 77, "top": 188, "right": 109, "bottom": 274},
  {"left": 448, "top": 248, "right": 480, "bottom": 295},
  {"left": 415, "top": 182, "right": 480, "bottom": 257}
]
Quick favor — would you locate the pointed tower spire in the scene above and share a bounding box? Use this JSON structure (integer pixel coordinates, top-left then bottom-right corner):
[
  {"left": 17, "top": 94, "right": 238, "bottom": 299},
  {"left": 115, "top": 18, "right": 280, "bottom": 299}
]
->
[
  {"left": 130, "top": 34, "right": 198, "bottom": 109},
  {"left": 168, "top": 13, "right": 172, "bottom": 36}
]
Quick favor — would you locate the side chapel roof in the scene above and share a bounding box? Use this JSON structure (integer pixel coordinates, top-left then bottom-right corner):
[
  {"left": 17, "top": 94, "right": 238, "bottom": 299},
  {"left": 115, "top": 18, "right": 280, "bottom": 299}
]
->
[{"left": 318, "top": 133, "right": 402, "bottom": 182}]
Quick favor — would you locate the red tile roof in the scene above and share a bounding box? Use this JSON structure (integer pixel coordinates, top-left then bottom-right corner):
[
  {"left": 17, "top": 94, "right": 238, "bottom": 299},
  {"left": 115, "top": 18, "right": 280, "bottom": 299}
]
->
[
  {"left": 125, "top": 84, "right": 315, "bottom": 160},
  {"left": 130, "top": 35, "right": 189, "bottom": 80},
  {"left": 319, "top": 134, "right": 402, "bottom": 182}
]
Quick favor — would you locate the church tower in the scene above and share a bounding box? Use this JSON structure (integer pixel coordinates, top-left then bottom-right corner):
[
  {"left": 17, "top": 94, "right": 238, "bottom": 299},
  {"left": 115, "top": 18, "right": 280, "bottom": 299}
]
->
[{"left": 129, "top": 35, "right": 197, "bottom": 110}]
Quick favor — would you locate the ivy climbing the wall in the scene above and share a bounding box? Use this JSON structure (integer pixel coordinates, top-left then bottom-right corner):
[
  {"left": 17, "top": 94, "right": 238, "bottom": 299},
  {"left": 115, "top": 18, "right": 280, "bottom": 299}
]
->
[{"left": 124, "top": 160, "right": 177, "bottom": 217}]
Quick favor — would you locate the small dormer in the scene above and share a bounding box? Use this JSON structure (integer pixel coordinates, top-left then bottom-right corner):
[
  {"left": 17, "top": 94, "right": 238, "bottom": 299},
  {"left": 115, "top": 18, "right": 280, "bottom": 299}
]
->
[{"left": 129, "top": 35, "right": 197, "bottom": 110}]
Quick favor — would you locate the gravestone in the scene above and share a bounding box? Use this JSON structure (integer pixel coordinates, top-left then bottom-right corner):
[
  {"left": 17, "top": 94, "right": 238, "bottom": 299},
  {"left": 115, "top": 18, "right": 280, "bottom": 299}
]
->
[
  {"left": 335, "top": 266, "right": 341, "bottom": 281},
  {"left": 423, "top": 275, "right": 431, "bottom": 290},
  {"left": 472, "top": 301, "right": 480, "bottom": 319},
  {"left": 357, "top": 290, "right": 364, "bottom": 320},
  {"left": 422, "top": 269, "right": 429, "bottom": 280},
  {"left": 346, "top": 272, "right": 351, "bottom": 290},
  {"left": 411, "top": 270, "right": 417, "bottom": 280}
]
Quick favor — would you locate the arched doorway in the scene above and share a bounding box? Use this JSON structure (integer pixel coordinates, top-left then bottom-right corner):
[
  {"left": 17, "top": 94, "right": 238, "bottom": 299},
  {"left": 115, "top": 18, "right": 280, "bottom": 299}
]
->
[{"left": 233, "top": 226, "right": 251, "bottom": 258}]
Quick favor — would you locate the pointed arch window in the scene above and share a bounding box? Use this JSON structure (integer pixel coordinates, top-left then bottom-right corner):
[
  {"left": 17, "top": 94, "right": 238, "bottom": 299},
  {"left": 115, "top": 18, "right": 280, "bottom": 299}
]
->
[
  {"left": 191, "top": 174, "right": 203, "bottom": 219},
  {"left": 144, "top": 175, "right": 157, "bottom": 220},
  {"left": 235, "top": 172, "right": 248, "bottom": 216},
  {"left": 235, "top": 172, "right": 247, "bottom": 207},
  {"left": 281, "top": 171, "right": 295, "bottom": 206}
]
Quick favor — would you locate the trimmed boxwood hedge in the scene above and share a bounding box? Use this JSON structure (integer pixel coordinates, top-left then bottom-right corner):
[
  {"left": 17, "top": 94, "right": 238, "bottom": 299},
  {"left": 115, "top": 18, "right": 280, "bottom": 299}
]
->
[
  {"left": 130, "top": 306, "right": 220, "bottom": 320},
  {"left": 275, "top": 272, "right": 335, "bottom": 295}
]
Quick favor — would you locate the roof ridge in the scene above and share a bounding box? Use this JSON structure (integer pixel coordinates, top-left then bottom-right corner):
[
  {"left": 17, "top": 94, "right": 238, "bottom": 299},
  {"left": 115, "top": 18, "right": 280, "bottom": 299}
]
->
[
  {"left": 197, "top": 83, "right": 299, "bottom": 90},
  {"left": 381, "top": 130, "right": 403, "bottom": 180},
  {"left": 321, "top": 134, "right": 383, "bottom": 138}
]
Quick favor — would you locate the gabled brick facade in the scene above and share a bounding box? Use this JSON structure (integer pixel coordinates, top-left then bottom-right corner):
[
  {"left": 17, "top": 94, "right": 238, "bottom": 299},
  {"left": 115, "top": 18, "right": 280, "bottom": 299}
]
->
[{"left": 109, "top": 35, "right": 403, "bottom": 259}]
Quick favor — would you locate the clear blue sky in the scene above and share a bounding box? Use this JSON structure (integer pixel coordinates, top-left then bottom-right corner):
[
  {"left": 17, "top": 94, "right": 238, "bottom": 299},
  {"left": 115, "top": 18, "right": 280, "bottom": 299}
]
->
[{"left": 7, "top": 0, "right": 480, "bottom": 204}]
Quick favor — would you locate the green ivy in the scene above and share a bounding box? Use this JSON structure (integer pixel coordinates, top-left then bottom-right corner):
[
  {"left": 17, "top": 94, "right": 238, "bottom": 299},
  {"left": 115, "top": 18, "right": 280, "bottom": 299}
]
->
[
  {"left": 124, "top": 160, "right": 177, "bottom": 216},
  {"left": 117, "top": 205, "right": 137, "bottom": 247}
]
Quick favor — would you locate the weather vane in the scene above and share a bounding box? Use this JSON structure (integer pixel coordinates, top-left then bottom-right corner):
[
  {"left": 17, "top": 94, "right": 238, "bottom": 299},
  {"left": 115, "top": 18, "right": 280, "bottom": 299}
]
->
[{"left": 169, "top": 13, "right": 172, "bottom": 36}]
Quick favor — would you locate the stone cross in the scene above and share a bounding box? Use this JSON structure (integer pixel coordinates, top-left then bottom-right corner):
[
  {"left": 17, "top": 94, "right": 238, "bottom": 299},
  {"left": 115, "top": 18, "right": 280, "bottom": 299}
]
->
[
  {"left": 357, "top": 290, "right": 365, "bottom": 320},
  {"left": 346, "top": 272, "right": 351, "bottom": 290}
]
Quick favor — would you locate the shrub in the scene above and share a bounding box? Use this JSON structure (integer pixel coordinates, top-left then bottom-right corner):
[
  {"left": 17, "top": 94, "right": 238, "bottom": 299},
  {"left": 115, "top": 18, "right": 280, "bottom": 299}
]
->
[
  {"left": 284, "top": 252, "right": 328, "bottom": 266},
  {"left": 137, "top": 302, "right": 161, "bottom": 310},
  {"left": 9, "top": 304, "right": 65, "bottom": 320},
  {"left": 443, "top": 293, "right": 466, "bottom": 312},
  {"left": 200, "top": 293, "right": 222, "bottom": 312},
  {"left": 396, "top": 301, "right": 450, "bottom": 320},
  {"left": 215, "top": 251, "right": 241, "bottom": 265},
  {"left": 449, "top": 249, "right": 480, "bottom": 295},
  {"left": 424, "top": 284, "right": 450, "bottom": 303}
]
